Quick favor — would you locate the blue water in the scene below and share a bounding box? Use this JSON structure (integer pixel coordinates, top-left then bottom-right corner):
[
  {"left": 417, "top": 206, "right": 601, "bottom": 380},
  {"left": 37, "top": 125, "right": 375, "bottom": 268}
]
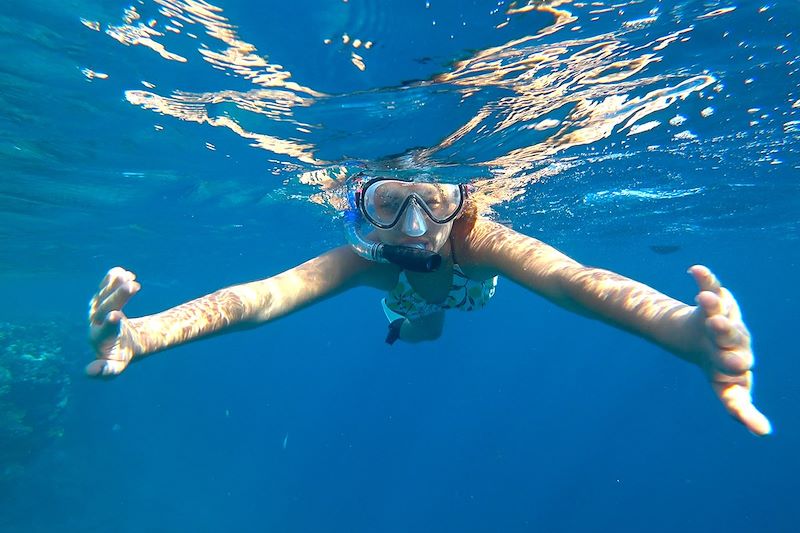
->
[{"left": 1, "top": 0, "right": 799, "bottom": 531}]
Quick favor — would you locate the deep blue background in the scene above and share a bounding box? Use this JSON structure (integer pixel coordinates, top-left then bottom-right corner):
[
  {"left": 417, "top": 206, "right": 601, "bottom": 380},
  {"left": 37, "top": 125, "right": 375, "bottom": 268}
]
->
[{"left": 1, "top": 0, "right": 799, "bottom": 531}]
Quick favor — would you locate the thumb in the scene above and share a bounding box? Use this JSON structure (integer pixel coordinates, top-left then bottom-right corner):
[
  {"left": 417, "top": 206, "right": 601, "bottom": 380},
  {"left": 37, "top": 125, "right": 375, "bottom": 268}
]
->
[{"left": 86, "top": 358, "right": 128, "bottom": 378}]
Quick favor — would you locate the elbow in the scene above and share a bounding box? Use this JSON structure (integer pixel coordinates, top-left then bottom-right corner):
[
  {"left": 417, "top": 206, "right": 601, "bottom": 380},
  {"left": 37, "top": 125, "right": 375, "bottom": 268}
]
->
[{"left": 547, "top": 264, "right": 602, "bottom": 318}]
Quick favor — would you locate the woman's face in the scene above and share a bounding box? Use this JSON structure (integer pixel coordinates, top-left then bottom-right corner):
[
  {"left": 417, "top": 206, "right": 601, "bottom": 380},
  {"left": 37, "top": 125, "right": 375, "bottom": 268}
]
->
[{"left": 363, "top": 180, "right": 461, "bottom": 253}]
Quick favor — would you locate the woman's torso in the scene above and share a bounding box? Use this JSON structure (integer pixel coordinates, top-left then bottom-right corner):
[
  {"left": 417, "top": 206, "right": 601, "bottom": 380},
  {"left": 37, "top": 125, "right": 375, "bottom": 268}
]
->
[{"left": 379, "top": 228, "right": 500, "bottom": 320}]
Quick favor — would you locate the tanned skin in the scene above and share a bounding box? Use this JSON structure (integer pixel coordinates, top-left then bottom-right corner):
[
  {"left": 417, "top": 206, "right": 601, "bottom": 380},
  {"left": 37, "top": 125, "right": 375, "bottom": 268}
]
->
[{"left": 88, "top": 216, "right": 771, "bottom": 436}]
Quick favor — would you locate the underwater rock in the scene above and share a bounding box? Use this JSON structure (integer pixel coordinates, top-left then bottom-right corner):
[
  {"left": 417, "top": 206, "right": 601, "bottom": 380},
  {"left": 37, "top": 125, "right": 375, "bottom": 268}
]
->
[{"left": 0, "top": 321, "right": 71, "bottom": 484}]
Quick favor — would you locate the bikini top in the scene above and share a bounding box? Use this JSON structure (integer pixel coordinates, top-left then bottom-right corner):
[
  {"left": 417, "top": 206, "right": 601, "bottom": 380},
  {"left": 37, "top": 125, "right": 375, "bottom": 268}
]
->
[
  {"left": 382, "top": 265, "right": 498, "bottom": 322},
  {"left": 381, "top": 240, "right": 498, "bottom": 322}
]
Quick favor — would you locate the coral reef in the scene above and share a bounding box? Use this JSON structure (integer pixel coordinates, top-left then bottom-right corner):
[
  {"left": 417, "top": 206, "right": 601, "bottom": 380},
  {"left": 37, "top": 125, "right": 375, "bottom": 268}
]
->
[{"left": 0, "top": 321, "right": 71, "bottom": 483}]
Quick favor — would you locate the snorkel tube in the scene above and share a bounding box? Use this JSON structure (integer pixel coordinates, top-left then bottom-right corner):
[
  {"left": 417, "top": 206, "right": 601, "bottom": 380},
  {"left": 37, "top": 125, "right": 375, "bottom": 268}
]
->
[{"left": 344, "top": 183, "right": 442, "bottom": 273}]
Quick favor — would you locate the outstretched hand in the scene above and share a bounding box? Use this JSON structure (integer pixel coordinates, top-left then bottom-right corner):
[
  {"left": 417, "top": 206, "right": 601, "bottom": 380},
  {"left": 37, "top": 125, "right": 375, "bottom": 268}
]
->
[
  {"left": 87, "top": 267, "right": 141, "bottom": 378},
  {"left": 688, "top": 265, "right": 771, "bottom": 436}
]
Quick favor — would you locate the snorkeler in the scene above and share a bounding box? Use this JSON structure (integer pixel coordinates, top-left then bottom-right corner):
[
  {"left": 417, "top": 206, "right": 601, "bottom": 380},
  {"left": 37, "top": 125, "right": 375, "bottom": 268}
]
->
[{"left": 87, "top": 174, "right": 772, "bottom": 436}]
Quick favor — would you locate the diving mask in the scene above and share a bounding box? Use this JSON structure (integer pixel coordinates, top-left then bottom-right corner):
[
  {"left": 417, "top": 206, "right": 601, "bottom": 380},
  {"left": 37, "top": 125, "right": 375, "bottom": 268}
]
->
[{"left": 358, "top": 178, "right": 467, "bottom": 230}]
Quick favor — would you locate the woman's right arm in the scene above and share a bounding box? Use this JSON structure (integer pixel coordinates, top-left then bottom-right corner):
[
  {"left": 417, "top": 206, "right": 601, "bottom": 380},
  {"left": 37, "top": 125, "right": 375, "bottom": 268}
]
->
[{"left": 87, "top": 246, "right": 376, "bottom": 377}]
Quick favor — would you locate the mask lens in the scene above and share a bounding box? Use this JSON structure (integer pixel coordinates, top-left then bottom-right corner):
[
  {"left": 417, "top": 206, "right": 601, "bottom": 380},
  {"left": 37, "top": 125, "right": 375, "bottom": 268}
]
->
[
  {"left": 414, "top": 183, "right": 462, "bottom": 222},
  {"left": 363, "top": 180, "right": 407, "bottom": 227}
]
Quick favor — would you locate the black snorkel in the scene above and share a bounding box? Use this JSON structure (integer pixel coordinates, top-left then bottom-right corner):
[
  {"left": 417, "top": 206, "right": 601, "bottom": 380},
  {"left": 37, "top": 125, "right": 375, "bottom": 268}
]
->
[
  {"left": 343, "top": 185, "right": 442, "bottom": 273},
  {"left": 382, "top": 243, "right": 442, "bottom": 272}
]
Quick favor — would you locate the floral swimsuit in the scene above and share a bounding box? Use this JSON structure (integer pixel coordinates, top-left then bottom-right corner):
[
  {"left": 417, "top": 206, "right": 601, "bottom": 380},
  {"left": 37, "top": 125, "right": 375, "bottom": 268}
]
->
[{"left": 381, "top": 263, "right": 498, "bottom": 323}]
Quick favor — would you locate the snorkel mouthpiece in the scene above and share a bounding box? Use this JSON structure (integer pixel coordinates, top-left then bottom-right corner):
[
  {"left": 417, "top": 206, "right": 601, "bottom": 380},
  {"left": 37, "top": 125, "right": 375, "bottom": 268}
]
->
[{"left": 381, "top": 245, "right": 442, "bottom": 272}]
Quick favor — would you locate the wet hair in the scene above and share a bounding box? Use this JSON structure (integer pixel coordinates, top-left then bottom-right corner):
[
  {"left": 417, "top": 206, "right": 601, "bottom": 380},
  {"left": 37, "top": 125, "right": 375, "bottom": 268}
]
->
[{"left": 452, "top": 196, "right": 478, "bottom": 241}]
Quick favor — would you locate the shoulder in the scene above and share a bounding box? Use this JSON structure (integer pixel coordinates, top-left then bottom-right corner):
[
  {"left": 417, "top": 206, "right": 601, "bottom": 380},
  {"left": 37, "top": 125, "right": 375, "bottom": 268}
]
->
[
  {"left": 450, "top": 218, "right": 515, "bottom": 279},
  {"left": 453, "top": 217, "right": 518, "bottom": 259},
  {"left": 453, "top": 217, "right": 573, "bottom": 276},
  {"left": 462, "top": 217, "right": 561, "bottom": 255}
]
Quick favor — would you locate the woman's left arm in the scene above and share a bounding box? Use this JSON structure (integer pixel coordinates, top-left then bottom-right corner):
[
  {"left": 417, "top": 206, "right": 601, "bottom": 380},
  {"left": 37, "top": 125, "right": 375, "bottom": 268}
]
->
[{"left": 467, "top": 219, "right": 771, "bottom": 435}]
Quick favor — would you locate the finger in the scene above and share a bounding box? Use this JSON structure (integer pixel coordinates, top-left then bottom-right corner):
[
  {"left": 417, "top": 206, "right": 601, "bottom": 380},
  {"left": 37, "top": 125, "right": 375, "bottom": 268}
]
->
[
  {"left": 711, "top": 379, "right": 772, "bottom": 436},
  {"left": 90, "top": 269, "right": 136, "bottom": 322},
  {"left": 706, "top": 315, "right": 749, "bottom": 351},
  {"left": 709, "top": 348, "right": 754, "bottom": 375},
  {"left": 688, "top": 265, "right": 721, "bottom": 295},
  {"left": 89, "top": 310, "right": 124, "bottom": 345},
  {"left": 95, "top": 267, "right": 135, "bottom": 304},
  {"left": 97, "top": 281, "right": 140, "bottom": 318},
  {"left": 90, "top": 270, "right": 127, "bottom": 322},
  {"left": 719, "top": 287, "right": 743, "bottom": 323},
  {"left": 98, "top": 266, "right": 128, "bottom": 291},
  {"left": 696, "top": 290, "right": 725, "bottom": 317},
  {"left": 90, "top": 281, "right": 140, "bottom": 325}
]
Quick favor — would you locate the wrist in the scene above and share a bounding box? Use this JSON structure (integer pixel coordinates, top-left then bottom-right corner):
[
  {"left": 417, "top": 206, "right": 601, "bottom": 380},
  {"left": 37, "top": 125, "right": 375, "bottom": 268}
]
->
[
  {"left": 669, "top": 305, "right": 708, "bottom": 365},
  {"left": 122, "top": 317, "right": 147, "bottom": 358}
]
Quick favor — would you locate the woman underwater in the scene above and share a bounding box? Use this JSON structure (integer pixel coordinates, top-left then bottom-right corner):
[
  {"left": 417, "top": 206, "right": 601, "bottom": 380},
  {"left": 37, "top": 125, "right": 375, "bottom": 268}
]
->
[{"left": 87, "top": 173, "right": 772, "bottom": 436}]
